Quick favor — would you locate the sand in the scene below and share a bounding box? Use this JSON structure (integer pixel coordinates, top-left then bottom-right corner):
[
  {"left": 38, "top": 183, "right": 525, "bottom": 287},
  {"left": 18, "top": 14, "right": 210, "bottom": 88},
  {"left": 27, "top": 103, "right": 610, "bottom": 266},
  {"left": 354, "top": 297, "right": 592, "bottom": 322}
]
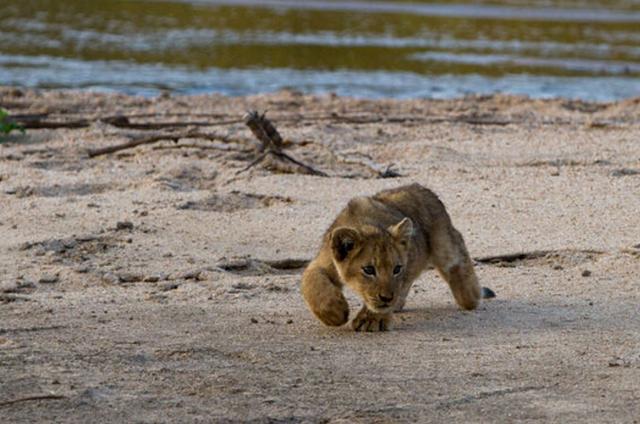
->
[{"left": 1, "top": 87, "right": 639, "bottom": 423}]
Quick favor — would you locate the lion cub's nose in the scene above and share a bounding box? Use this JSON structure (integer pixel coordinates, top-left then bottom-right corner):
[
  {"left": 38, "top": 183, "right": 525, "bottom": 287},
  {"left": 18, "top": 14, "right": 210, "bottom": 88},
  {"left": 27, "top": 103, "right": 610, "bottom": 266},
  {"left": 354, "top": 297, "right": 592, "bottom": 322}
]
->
[{"left": 378, "top": 293, "right": 394, "bottom": 303}]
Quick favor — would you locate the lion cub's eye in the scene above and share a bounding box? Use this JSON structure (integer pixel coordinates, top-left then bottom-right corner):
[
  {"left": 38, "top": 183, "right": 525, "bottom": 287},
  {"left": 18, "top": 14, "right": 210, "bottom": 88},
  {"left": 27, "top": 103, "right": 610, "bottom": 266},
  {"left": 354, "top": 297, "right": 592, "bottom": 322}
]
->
[
  {"left": 362, "top": 265, "right": 376, "bottom": 276},
  {"left": 393, "top": 265, "right": 403, "bottom": 275}
]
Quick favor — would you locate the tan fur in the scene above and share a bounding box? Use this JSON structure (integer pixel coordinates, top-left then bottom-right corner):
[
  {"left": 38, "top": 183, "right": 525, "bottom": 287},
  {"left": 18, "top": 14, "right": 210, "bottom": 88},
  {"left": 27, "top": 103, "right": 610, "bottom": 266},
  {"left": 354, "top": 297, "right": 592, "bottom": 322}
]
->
[{"left": 301, "top": 183, "right": 482, "bottom": 332}]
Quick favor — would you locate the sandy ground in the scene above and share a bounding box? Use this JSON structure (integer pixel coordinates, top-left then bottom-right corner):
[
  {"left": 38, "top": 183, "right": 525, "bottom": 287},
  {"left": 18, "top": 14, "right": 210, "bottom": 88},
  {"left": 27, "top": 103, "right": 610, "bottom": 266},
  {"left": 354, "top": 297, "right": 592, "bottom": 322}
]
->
[{"left": 1, "top": 87, "right": 639, "bottom": 423}]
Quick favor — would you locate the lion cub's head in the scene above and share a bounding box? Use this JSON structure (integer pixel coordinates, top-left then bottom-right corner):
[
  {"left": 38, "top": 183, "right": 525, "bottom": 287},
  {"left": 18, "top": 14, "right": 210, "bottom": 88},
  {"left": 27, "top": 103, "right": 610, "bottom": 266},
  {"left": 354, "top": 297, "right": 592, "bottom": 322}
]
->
[{"left": 330, "top": 218, "right": 413, "bottom": 313}]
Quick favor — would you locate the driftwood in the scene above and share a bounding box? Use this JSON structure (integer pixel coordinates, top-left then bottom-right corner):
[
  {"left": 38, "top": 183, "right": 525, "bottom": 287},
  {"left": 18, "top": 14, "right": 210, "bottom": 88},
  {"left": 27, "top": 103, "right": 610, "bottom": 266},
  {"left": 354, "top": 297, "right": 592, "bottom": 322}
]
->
[
  {"left": 12, "top": 111, "right": 537, "bottom": 131},
  {"left": 238, "top": 111, "right": 328, "bottom": 176},
  {"left": 14, "top": 114, "right": 244, "bottom": 130}
]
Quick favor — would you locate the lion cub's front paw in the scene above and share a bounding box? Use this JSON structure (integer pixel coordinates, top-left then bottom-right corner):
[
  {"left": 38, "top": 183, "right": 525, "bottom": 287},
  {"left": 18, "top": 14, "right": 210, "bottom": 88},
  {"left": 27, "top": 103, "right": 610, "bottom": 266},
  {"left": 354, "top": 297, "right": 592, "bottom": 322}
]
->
[
  {"left": 315, "top": 295, "right": 350, "bottom": 327},
  {"left": 351, "top": 307, "right": 392, "bottom": 332}
]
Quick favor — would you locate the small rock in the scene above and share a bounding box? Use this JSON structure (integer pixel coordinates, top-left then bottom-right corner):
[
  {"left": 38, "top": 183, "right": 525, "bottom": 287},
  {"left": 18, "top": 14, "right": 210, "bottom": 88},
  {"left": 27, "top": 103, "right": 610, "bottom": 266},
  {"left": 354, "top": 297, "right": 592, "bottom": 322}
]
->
[
  {"left": 145, "top": 293, "right": 168, "bottom": 302},
  {"left": 611, "top": 168, "right": 640, "bottom": 177},
  {"left": 232, "top": 282, "right": 254, "bottom": 290},
  {"left": 75, "top": 266, "right": 91, "bottom": 274},
  {"left": 15, "top": 186, "right": 34, "bottom": 198},
  {"left": 77, "top": 235, "right": 97, "bottom": 242},
  {"left": 266, "top": 283, "right": 289, "bottom": 292},
  {"left": 0, "top": 281, "right": 19, "bottom": 293},
  {"left": 250, "top": 317, "right": 258, "bottom": 324},
  {"left": 116, "top": 221, "right": 134, "bottom": 231},
  {"left": 117, "top": 272, "right": 144, "bottom": 283},
  {"left": 286, "top": 319, "right": 293, "bottom": 324},
  {"left": 143, "top": 275, "right": 161, "bottom": 283},
  {"left": 181, "top": 270, "right": 201, "bottom": 280},
  {"left": 19, "top": 241, "right": 34, "bottom": 251},
  {"left": 195, "top": 271, "right": 210, "bottom": 281},
  {"left": 62, "top": 239, "right": 77, "bottom": 249},
  {"left": 39, "top": 274, "right": 59, "bottom": 284},
  {"left": 102, "top": 272, "right": 120, "bottom": 284},
  {"left": 581, "top": 270, "right": 592, "bottom": 277},
  {"left": 608, "top": 358, "right": 623, "bottom": 367},
  {"left": 8, "top": 87, "right": 23, "bottom": 97},
  {"left": 159, "top": 282, "right": 179, "bottom": 291},
  {"left": 552, "top": 264, "right": 564, "bottom": 270}
]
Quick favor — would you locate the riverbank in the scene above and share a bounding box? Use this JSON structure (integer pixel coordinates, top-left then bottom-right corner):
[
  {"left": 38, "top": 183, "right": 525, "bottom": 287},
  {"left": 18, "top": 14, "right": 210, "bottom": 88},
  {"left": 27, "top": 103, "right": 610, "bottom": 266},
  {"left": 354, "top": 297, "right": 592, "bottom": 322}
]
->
[{"left": 1, "top": 87, "right": 639, "bottom": 422}]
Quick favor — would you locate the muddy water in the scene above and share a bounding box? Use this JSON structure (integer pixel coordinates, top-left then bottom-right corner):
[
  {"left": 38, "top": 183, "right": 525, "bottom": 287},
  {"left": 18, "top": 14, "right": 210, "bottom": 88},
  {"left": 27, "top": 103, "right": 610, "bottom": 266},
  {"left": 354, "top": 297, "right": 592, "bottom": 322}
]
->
[{"left": 1, "top": 0, "right": 639, "bottom": 99}]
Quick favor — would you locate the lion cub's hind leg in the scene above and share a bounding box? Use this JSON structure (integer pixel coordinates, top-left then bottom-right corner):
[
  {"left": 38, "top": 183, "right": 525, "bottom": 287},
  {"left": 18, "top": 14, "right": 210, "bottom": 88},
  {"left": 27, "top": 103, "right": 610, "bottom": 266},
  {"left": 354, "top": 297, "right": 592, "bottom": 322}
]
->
[
  {"left": 431, "top": 226, "right": 482, "bottom": 310},
  {"left": 301, "top": 264, "right": 350, "bottom": 327}
]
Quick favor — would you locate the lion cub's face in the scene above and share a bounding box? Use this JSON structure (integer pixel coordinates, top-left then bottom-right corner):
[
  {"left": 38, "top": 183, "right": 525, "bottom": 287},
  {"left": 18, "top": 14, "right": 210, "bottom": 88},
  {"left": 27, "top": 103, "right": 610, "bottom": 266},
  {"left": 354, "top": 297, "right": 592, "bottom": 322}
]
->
[{"left": 331, "top": 218, "right": 413, "bottom": 313}]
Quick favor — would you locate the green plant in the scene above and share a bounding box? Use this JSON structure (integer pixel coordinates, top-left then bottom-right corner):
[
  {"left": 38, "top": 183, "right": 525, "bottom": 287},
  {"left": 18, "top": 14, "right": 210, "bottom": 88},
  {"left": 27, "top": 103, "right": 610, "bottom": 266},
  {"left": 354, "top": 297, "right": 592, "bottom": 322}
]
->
[{"left": 0, "top": 108, "right": 25, "bottom": 137}]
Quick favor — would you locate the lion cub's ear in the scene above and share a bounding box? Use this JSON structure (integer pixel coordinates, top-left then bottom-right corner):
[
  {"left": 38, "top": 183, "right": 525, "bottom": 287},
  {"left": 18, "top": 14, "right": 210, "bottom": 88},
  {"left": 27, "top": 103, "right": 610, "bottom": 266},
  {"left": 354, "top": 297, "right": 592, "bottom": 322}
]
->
[
  {"left": 331, "top": 227, "right": 360, "bottom": 261},
  {"left": 388, "top": 217, "right": 414, "bottom": 246}
]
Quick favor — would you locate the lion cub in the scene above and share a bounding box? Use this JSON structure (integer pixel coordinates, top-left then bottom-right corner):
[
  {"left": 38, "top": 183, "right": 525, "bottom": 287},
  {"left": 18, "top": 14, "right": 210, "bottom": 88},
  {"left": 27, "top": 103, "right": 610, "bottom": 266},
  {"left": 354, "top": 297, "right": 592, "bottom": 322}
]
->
[{"left": 301, "top": 183, "right": 492, "bottom": 332}]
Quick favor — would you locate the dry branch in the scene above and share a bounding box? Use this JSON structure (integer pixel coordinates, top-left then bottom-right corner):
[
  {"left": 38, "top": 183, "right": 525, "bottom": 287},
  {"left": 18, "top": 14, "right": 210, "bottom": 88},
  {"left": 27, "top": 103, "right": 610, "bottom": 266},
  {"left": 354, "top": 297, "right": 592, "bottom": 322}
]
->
[
  {"left": 14, "top": 114, "right": 244, "bottom": 130},
  {"left": 0, "top": 394, "right": 66, "bottom": 407},
  {"left": 87, "top": 130, "right": 242, "bottom": 158},
  {"left": 101, "top": 116, "right": 244, "bottom": 129},
  {"left": 238, "top": 111, "right": 328, "bottom": 176},
  {"left": 473, "top": 249, "right": 604, "bottom": 264},
  {"left": 11, "top": 111, "right": 532, "bottom": 131}
]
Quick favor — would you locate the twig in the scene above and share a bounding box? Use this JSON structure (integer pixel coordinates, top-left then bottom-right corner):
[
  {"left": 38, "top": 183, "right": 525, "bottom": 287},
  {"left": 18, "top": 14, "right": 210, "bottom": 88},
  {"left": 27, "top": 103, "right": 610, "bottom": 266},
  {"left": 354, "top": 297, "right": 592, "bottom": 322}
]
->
[
  {"left": 14, "top": 114, "right": 244, "bottom": 130},
  {"left": 474, "top": 249, "right": 603, "bottom": 264},
  {"left": 239, "top": 111, "right": 328, "bottom": 176},
  {"left": 87, "top": 130, "right": 239, "bottom": 158},
  {"left": 88, "top": 133, "right": 181, "bottom": 157},
  {"left": 101, "top": 116, "right": 243, "bottom": 129},
  {"left": 151, "top": 142, "right": 250, "bottom": 152},
  {"left": 0, "top": 325, "right": 67, "bottom": 335},
  {"left": 0, "top": 394, "right": 66, "bottom": 408},
  {"left": 335, "top": 154, "right": 402, "bottom": 178},
  {"left": 264, "top": 258, "right": 310, "bottom": 270},
  {"left": 0, "top": 294, "right": 32, "bottom": 303},
  {"left": 437, "top": 386, "right": 544, "bottom": 409}
]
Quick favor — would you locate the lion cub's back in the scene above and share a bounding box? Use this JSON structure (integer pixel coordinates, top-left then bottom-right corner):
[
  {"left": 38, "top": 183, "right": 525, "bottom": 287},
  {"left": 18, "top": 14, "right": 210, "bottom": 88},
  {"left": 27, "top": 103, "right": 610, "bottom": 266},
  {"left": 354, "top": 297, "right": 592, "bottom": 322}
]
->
[
  {"left": 373, "top": 183, "right": 451, "bottom": 231},
  {"left": 327, "top": 183, "right": 450, "bottom": 237}
]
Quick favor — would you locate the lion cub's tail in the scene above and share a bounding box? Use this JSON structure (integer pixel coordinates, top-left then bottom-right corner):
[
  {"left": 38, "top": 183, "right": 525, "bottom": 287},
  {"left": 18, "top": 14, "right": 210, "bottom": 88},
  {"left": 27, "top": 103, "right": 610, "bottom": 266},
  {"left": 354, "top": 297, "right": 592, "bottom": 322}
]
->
[{"left": 481, "top": 287, "right": 496, "bottom": 299}]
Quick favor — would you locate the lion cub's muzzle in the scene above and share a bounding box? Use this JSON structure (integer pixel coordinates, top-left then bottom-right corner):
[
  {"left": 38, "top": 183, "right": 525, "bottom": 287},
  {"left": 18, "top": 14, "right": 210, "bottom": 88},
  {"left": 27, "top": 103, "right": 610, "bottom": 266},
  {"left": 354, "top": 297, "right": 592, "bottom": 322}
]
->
[{"left": 368, "top": 293, "right": 397, "bottom": 313}]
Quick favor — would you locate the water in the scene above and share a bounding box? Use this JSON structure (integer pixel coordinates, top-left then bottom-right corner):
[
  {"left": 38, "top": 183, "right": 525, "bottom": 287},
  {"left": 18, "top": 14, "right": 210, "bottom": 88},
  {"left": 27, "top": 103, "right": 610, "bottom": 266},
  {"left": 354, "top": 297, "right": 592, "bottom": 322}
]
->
[{"left": 1, "top": 0, "right": 640, "bottom": 100}]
